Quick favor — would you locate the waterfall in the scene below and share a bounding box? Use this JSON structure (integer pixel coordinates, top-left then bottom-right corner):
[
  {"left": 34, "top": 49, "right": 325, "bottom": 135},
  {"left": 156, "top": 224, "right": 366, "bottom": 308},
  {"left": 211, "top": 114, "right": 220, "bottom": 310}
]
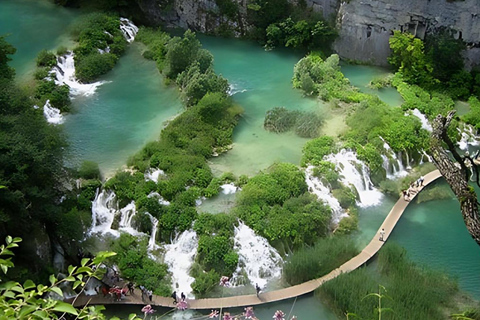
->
[
  {"left": 380, "top": 138, "right": 408, "bottom": 179},
  {"left": 119, "top": 18, "right": 138, "bottom": 43},
  {"left": 419, "top": 150, "right": 433, "bottom": 164},
  {"left": 43, "top": 100, "right": 64, "bottom": 125},
  {"left": 146, "top": 212, "right": 159, "bottom": 251},
  {"left": 325, "top": 150, "right": 383, "bottom": 207},
  {"left": 227, "top": 83, "right": 247, "bottom": 96},
  {"left": 51, "top": 51, "right": 107, "bottom": 97},
  {"left": 90, "top": 189, "right": 142, "bottom": 236},
  {"left": 163, "top": 230, "right": 198, "bottom": 297},
  {"left": 305, "top": 166, "right": 347, "bottom": 223},
  {"left": 221, "top": 183, "right": 239, "bottom": 194},
  {"left": 410, "top": 108, "right": 432, "bottom": 132},
  {"left": 145, "top": 168, "right": 165, "bottom": 183},
  {"left": 147, "top": 191, "right": 170, "bottom": 206},
  {"left": 90, "top": 189, "right": 118, "bottom": 236},
  {"left": 231, "top": 221, "right": 282, "bottom": 288},
  {"left": 457, "top": 124, "right": 479, "bottom": 150}
]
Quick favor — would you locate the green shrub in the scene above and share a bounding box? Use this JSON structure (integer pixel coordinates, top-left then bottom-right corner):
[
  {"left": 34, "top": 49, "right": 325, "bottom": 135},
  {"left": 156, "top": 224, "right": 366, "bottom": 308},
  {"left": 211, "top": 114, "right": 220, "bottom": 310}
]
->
[
  {"left": 35, "top": 80, "right": 71, "bottom": 111},
  {"left": 283, "top": 236, "right": 359, "bottom": 285},
  {"left": 36, "top": 50, "right": 57, "bottom": 68},
  {"left": 75, "top": 53, "right": 117, "bottom": 83},
  {"left": 191, "top": 269, "right": 219, "bottom": 295},
  {"left": 301, "top": 136, "right": 335, "bottom": 166},
  {"left": 78, "top": 160, "right": 100, "bottom": 180},
  {"left": 33, "top": 68, "right": 50, "bottom": 80},
  {"left": 332, "top": 186, "right": 357, "bottom": 209}
]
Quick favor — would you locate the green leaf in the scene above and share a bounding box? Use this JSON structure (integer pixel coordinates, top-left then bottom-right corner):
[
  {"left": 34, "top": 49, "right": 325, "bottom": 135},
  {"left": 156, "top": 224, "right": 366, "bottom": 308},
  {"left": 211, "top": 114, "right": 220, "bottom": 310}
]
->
[
  {"left": 92, "top": 251, "right": 117, "bottom": 265},
  {"left": 32, "top": 310, "right": 48, "bottom": 319},
  {"left": 52, "top": 301, "right": 79, "bottom": 315},
  {"left": 49, "top": 274, "right": 56, "bottom": 286},
  {"left": 49, "top": 286, "right": 63, "bottom": 297},
  {"left": 75, "top": 267, "right": 91, "bottom": 274},
  {"left": 73, "top": 280, "right": 82, "bottom": 290},
  {"left": 3, "top": 291, "right": 15, "bottom": 298},
  {"left": 23, "top": 280, "right": 36, "bottom": 290},
  {"left": 0, "top": 281, "right": 17, "bottom": 291},
  {"left": 64, "top": 276, "right": 75, "bottom": 282},
  {"left": 68, "top": 265, "right": 75, "bottom": 275},
  {"left": 6, "top": 236, "right": 12, "bottom": 245},
  {"left": 10, "top": 286, "right": 24, "bottom": 294},
  {"left": 81, "top": 258, "right": 89, "bottom": 267},
  {"left": 128, "top": 314, "right": 138, "bottom": 320},
  {"left": 13, "top": 237, "right": 22, "bottom": 243},
  {"left": 18, "top": 305, "right": 37, "bottom": 318}
]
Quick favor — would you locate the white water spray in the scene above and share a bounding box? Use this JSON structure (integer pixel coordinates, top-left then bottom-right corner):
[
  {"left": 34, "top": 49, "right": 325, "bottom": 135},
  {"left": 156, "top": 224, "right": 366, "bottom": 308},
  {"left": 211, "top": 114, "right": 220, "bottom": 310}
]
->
[
  {"left": 147, "top": 192, "right": 170, "bottom": 206},
  {"left": 411, "top": 109, "right": 432, "bottom": 132},
  {"left": 231, "top": 221, "right": 282, "bottom": 289},
  {"left": 457, "top": 124, "right": 479, "bottom": 150},
  {"left": 163, "top": 230, "right": 198, "bottom": 297},
  {"left": 380, "top": 137, "right": 408, "bottom": 179},
  {"left": 146, "top": 212, "right": 159, "bottom": 250},
  {"left": 325, "top": 150, "right": 383, "bottom": 207},
  {"left": 145, "top": 168, "right": 165, "bottom": 183},
  {"left": 220, "top": 183, "right": 239, "bottom": 194},
  {"left": 305, "top": 166, "right": 347, "bottom": 223},
  {"left": 51, "top": 52, "right": 107, "bottom": 96},
  {"left": 43, "top": 100, "right": 64, "bottom": 124},
  {"left": 120, "top": 18, "right": 138, "bottom": 43}
]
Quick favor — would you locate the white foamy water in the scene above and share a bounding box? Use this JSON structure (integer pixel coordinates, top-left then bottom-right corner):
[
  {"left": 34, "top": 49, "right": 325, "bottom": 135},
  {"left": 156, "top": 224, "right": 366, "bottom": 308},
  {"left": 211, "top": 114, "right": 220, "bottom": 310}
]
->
[
  {"left": 43, "top": 100, "right": 64, "bottom": 124},
  {"left": 411, "top": 108, "right": 432, "bottom": 132},
  {"left": 90, "top": 189, "right": 142, "bottom": 236},
  {"left": 145, "top": 168, "right": 165, "bottom": 183},
  {"left": 305, "top": 166, "right": 347, "bottom": 223},
  {"left": 380, "top": 138, "right": 408, "bottom": 179},
  {"left": 147, "top": 192, "right": 171, "bottom": 205},
  {"left": 228, "top": 83, "right": 247, "bottom": 96},
  {"left": 51, "top": 52, "right": 107, "bottom": 97},
  {"left": 325, "top": 150, "right": 383, "bottom": 207},
  {"left": 120, "top": 18, "right": 138, "bottom": 43},
  {"left": 221, "top": 183, "right": 238, "bottom": 194},
  {"left": 458, "top": 125, "right": 479, "bottom": 150},
  {"left": 231, "top": 221, "right": 282, "bottom": 289},
  {"left": 146, "top": 212, "right": 159, "bottom": 250},
  {"left": 163, "top": 230, "right": 198, "bottom": 297}
]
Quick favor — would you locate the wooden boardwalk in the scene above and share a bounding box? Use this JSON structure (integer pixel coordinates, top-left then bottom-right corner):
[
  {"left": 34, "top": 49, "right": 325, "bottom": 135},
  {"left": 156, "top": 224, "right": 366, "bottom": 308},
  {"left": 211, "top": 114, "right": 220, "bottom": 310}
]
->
[{"left": 72, "top": 170, "right": 442, "bottom": 310}]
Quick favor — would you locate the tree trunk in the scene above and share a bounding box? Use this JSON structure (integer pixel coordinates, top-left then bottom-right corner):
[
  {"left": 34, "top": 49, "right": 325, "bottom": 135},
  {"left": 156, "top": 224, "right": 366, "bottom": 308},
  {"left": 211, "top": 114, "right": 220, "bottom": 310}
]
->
[{"left": 430, "top": 111, "right": 480, "bottom": 246}]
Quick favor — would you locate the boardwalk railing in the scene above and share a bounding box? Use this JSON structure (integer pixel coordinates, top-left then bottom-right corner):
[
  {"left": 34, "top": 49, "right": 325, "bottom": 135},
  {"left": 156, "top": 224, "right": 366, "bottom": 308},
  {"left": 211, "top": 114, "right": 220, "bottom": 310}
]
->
[{"left": 71, "top": 170, "right": 443, "bottom": 310}]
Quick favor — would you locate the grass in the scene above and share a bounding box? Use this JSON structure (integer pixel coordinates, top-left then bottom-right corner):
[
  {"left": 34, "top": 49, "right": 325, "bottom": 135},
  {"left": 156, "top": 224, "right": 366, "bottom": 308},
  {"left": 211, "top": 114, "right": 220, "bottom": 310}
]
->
[
  {"left": 316, "top": 243, "right": 462, "bottom": 319},
  {"left": 282, "top": 236, "right": 359, "bottom": 285}
]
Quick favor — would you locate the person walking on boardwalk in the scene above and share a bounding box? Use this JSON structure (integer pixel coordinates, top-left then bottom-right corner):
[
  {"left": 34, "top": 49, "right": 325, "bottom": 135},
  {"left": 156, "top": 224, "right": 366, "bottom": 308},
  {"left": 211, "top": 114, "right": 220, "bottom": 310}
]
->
[
  {"left": 171, "top": 291, "right": 177, "bottom": 304},
  {"left": 147, "top": 289, "right": 152, "bottom": 302},
  {"left": 255, "top": 283, "right": 261, "bottom": 297},
  {"left": 127, "top": 282, "right": 134, "bottom": 295},
  {"left": 181, "top": 292, "right": 186, "bottom": 301},
  {"left": 379, "top": 228, "right": 385, "bottom": 241},
  {"left": 419, "top": 175, "right": 424, "bottom": 187}
]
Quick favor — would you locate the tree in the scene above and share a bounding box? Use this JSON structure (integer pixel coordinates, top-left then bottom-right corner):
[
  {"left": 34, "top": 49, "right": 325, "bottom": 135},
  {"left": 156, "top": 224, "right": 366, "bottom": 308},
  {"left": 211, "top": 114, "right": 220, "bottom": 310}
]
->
[
  {"left": 388, "top": 31, "right": 435, "bottom": 86},
  {"left": 430, "top": 111, "right": 480, "bottom": 246}
]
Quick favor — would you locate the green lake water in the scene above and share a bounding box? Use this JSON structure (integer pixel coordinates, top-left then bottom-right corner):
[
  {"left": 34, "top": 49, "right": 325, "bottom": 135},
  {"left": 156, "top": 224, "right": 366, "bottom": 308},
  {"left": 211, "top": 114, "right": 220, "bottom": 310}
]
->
[
  {"left": 0, "top": 0, "right": 79, "bottom": 81},
  {"left": 1, "top": 1, "right": 479, "bottom": 318},
  {"left": 63, "top": 43, "right": 183, "bottom": 174}
]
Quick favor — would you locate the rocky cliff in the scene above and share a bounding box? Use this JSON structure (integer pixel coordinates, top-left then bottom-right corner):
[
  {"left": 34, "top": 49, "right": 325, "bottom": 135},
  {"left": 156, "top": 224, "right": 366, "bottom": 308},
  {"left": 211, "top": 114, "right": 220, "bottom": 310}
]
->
[
  {"left": 133, "top": 0, "right": 480, "bottom": 67},
  {"left": 333, "top": 0, "right": 480, "bottom": 67}
]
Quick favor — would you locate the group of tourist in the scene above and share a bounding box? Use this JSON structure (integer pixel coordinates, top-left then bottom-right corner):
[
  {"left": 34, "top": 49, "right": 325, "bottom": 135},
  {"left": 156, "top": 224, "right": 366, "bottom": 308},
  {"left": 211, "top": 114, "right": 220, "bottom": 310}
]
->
[{"left": 402, "top": 176, "right": 424, "bottom": 201}]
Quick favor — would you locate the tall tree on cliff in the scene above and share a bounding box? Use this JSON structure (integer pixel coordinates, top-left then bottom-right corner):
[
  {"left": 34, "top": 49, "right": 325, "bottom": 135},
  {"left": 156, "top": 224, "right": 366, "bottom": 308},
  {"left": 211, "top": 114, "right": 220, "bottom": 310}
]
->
[{"left": 430, "top": 111, "right": 480, "bottom": 246}]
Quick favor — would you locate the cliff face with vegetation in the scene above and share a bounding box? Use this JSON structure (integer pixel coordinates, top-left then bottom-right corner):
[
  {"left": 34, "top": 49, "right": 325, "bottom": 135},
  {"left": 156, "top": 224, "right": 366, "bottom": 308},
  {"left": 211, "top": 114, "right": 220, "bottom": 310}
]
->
[
  {"left": 133, "top": 0, "right": 480, "bottom": 66},
  {"left": 333, "top": 0, "right": 480, "bottom": 66}
]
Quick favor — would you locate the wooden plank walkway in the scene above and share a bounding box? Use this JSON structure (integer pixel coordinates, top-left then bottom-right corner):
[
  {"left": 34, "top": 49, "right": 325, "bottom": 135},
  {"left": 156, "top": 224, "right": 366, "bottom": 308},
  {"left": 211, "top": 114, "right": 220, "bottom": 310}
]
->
[{"left": 71, "top": 170, "right": 443, "bottom": 310}]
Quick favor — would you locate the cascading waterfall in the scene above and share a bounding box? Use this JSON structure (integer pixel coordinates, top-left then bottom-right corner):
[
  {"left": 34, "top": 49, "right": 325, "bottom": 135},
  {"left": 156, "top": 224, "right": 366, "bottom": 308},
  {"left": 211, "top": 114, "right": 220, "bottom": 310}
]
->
[
  {"left": 119, "top": 18, "right": 138, "bottom": 43},
  {"left": 305, "top": 166, "right": 347, "bottom": 223},
  {"left": 51, "top": 51, "right": 107, "bottom": 97},
  {"left": 90, "top": 189, "right": 118, "bottom": 236},
  {"left": 411, "top": 108, "right": 432, "bottom": 132},
  {"left": 380, "top": 137, "right": 408, "bottom": 178},
  {"left": 419, "top": 149, "right": 433, "bottom": 164},
  {"left": 146, "top": 212, "right": 159, "bottom": 250},
  {"left": 325, "top": 150, "right": 383, "bottom": 207},
  {"left": 90, "top": 189, "right": 141, "bottom": 236},
  {"left": 458, "top": 124, "right": 479, "bottom": 150},
  {"left": 145, "top": 168, "right": 165, "bottom": 183},
  {"left": 163, "top": 230, "right": 198, "bottom": 297},
  {"left": 231, "top": 221, "right": 282, "bottom": 288},
  {"left": 43, "top": 100, "right": 64, "bottom": 124}
]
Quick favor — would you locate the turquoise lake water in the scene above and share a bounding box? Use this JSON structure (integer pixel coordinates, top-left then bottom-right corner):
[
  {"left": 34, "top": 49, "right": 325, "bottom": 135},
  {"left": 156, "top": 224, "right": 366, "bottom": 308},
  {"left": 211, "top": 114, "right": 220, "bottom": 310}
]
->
[{"left": 1, "top": 1, "right": 479, "bottom": 319}]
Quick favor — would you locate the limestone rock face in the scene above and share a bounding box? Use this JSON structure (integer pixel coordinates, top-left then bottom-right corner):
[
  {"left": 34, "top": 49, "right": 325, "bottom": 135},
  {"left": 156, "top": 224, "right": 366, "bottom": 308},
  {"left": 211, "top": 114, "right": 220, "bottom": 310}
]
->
[{"left": 333, "top": 0, "right": 480, "bottom": 66}]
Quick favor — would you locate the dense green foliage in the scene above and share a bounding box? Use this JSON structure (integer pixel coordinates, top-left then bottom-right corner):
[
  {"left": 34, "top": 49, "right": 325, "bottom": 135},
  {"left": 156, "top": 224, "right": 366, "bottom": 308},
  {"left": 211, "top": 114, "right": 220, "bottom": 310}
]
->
[
  {"left": 264, "top": 106, "right": 324, "bottom": 138},
  {"left": 389, "top": 30, "right": 480, "bottom": 100},
  {"left": 301, "top": 136, "right": 336, "bottom": 166},
  {"left": 317, "top": 243, "right": 460, "bottom": 319},
  {"left": 34, "top": 79, "right": 71, "bottom": 111},
  {"left": 293, "top": 53, "right": 366, "bottom": 102},
  {"left": 71, "top": 13, "right": 127, "bottom": 82},
  {"left": 36, "top": 50, "right": 57, "bottom": 68},
  {"left": 283, "top": 236, "right": 358, "bottom": 285},
  {"left": 111, "top": 234, "right": 171, "bottom": 296},
  {"left": 78, "top": 160, "right": 101, "bottom": 180},
  {"left": 463, "top": 96, "right": 480, "bottom": 130},
  {"left": 234, "top": 163, "right": 331, "bottom": 247}
]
